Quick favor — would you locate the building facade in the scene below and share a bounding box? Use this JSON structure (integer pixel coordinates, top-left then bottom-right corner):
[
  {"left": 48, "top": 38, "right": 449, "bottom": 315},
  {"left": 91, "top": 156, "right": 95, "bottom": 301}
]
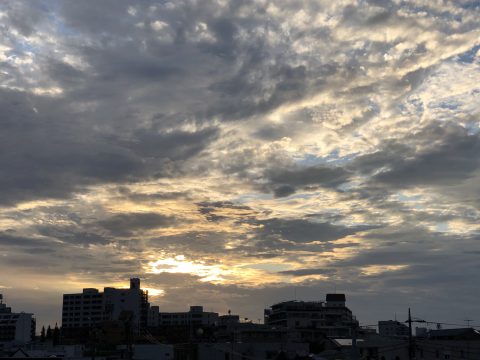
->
[
  {"left": 0, "top": 294, "right": 35, "bottom": 350},
  {"left": 264, "top": 293, "right": 359, "bottom": 338},
  {"left": 61, "top": 278, "right": 149, "bottom": 337},
  {"left": 378, "top": 320, "right": 410, "bottom": 337},
  {"left": 148, "top": 305, "right": 219, "bottom": 328}
]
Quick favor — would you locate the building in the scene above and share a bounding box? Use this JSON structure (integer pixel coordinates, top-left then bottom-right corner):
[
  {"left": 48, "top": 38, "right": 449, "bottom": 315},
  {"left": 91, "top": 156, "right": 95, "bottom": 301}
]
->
[
  {"left": 264, "top": 294, "right": 359, "bottom": 338},
  {"left": 0, "top": 294, "right": 35, "bottom": 351},
  {"left": 61, "top": 278, "right": 149, "bottom": 338},
  {"left": 149, "top": 305, "right": 219, "bottom": 328},
  {"left": 147, "top": 306, "right": 160, "bottom": 328},
  {"left": 415, "top": 328, "right": 480, "bottom": 360},
  {"left": 326, "top": 335, "right": 409, "bottom": 360},
  {"left": 378, "top": 320, "right": 410, "bottom": 337}
]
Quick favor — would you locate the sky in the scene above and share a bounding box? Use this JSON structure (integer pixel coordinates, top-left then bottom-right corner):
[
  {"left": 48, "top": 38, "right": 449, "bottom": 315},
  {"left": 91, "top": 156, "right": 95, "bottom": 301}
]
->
[{"left": 0, "top": 0, "right": 480, "bottom": 330}]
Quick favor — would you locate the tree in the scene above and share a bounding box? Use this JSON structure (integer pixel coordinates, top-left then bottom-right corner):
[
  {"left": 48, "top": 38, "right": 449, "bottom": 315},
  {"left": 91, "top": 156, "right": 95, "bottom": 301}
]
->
[
  {"left": 46, "top": 325, "right": 52, "bottom": 340},
  {"left": 40, "top": 326, "right": 46, "bottom": 342},
  {"left": 53, "top": 323, "right": 60, "bottom": 346}
]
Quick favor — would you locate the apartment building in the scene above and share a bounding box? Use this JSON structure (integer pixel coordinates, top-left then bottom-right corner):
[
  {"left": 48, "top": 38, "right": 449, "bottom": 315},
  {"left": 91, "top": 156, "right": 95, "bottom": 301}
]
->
[
  {"left": 264, "top": 293, "right": 359, "bottom": 338},
  {"left": 61, "top": 278, "right": 149, "bottom": 336},
  {"left": 0, "top": 294, "right": 35, "bottom": 350}
]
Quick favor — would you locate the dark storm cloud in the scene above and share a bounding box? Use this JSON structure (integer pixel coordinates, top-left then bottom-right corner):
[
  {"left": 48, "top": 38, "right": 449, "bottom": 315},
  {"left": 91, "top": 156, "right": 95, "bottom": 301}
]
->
[
  {"left": 0, "top": 88, "right": 218, "bottom": 205},
  {"left": 272, "top": 185, "right": 296, "bottom": 198},
  {"left": 0, "top": 233, "right": 59, "bottom": 250},
  {"left": 97, "top": 212, "right": 178, "bottom": 237},
  {"left": 209, "top": 64, "right": 310, "bottom": 120},
  {"left": 355, "top": 124, "right": 480, "bottom": 189},
  {"left": 128, "top": 127, "right": 218, "bottom": 161},
  {"left": 265, "top": 165, "right": 351, "bottom": 197},
  {"left": 278, "top": 268, "right": 336, "bottom": 277},
  {"left": 36, "top": 226, "right": 111, "bottom": 246},
  {"left": 256, "top": 218, "right": 368, "bottom": 244},
  {"left": 0, "top": 89, "right": 138, "bottom": 204},
  {"left": 197, "top": 201, "right": 252, "bottom": 222}
]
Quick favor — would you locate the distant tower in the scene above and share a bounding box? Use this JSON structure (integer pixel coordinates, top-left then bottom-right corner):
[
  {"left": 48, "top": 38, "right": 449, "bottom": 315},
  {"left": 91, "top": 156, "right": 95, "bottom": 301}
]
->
[{"left": 130, "top": 278, "right": 141, "bottom": 290}]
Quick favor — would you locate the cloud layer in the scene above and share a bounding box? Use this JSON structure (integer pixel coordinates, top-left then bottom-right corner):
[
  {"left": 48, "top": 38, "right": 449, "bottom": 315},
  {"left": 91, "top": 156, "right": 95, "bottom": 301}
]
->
[{"left": 0, "top": 0, "right": 479, "bottom": 328}]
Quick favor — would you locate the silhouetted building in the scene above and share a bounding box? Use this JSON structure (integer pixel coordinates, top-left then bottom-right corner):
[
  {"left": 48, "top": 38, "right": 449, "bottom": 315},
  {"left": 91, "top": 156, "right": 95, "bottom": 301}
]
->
[
  {"left": 0, "top": 294, "right": 35, "bottom": 351},
  {"left": 61, "top": 278, "right": 149, "bottom": 341},
  {"left": 378, "top": 320, "right": 409, "bottom": 337},
  {"left": 149, "top": 305, "right": 218, "bottom": 328},
  {"left": 264, "top": 294, "right": 359, "bottom": 338},
  {"left": 415, "top": 328, "right": 480, "bottom": 360},
  {"left": 147, "top": 305, "right": 219, "bottom": 344}
]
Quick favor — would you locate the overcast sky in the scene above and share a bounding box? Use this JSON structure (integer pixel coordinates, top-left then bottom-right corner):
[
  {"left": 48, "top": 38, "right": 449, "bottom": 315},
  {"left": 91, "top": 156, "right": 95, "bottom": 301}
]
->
[{"left": 1, "top": 0, "right": 480, "bottom": 330}]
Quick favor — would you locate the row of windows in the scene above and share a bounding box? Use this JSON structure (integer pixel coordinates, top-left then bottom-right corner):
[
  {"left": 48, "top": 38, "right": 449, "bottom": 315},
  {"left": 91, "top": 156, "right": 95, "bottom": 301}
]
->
[
  {"left": 64, "top": 294, "right": 102, "bottom": 299},
  {"left": 63, "top": 305, "right": 103, "bottom": 310},
  {"left": 159, "top": 313, "right": 206, "bottom": 319},
  {"left": 63, "top": 299, "right": 103, "bottom": 305},
  {"left": 62, "top": 311, "right": 103, "bottom": 316},
  {"left": 63, "top": 317, "right": 103, "bottom": 323}
]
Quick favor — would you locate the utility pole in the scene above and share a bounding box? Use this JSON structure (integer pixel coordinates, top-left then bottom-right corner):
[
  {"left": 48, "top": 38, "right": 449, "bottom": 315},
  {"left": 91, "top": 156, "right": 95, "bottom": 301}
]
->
[
  {"left": 408, "top": 308, "right": 414, "bottom": 360},
  {"left": 464, "top": 319, "right": 473, "bottom": 360}
]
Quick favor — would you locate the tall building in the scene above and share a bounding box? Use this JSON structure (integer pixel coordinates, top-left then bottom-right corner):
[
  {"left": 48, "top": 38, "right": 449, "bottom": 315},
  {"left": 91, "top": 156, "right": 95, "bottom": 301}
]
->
[
  {"left": 378, "top": 320, "right": 410, "bottom": 337},
  {"left": 264, "top": 293, "right": 358, "bottom": 338},
  {"left": 61, "top": 278, "right": 149, "bottom": 337},
  {"left": 0, "top": 294, "right": 35, "bottom": 350}
]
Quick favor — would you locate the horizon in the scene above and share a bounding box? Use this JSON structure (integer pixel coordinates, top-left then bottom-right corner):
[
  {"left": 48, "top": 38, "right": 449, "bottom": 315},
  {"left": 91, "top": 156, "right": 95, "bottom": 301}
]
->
[
  {"left": 1, "top": 0, "right": 479, "bottom": 334},
  {"left": 1, "top": 279, "right": 478, "bottom": 331}
]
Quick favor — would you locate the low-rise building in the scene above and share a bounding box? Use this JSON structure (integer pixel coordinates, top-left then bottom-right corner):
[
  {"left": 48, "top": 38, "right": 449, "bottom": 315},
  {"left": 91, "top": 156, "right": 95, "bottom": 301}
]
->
[
  {"left": 149, "top": 305, "right": 219, "bottom": 328},
  {"left": 378, "top": 320, "right": 410, "bottom": 338},
  {"left": 416, "top": 328, "right": 480, "bottom": 360},
  {"left": 264, "top": 294, "right": 359, "bottom": 338},
  {"left": 0, "top": 294, "right": 35, "bottom": 351}
]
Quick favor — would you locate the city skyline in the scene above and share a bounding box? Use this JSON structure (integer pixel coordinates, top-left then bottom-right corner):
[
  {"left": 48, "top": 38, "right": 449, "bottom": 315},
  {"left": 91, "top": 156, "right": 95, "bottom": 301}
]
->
[
  {"left": 1, "top": 279, "right": 477, "bottom": 332},
  {"left": 1, "top": 1, "right": 479, "bottom": 332}
]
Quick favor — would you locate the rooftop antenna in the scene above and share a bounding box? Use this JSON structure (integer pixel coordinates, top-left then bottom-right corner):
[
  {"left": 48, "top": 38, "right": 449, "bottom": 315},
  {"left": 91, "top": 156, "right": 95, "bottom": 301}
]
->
[{"left": 464, "top": 319, "right": 473, "bottom": 327}]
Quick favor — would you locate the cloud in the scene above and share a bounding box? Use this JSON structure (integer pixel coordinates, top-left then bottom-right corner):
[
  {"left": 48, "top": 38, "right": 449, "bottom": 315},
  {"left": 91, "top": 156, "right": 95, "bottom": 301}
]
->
[
  {"left": 0, "top": 0, "right": 479, "bottom": 328},
  {"left": 255, "top": 218, "right": 369, "bottom": 244},
  {"left": 97, "top": 213, "right": 178, "bottom": 237},
  {"left": 265, "top": 165, "right": 351, "bottom": 197},
  {"left": 278, "top": 268, "right": 336, "bottom": 277}
]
